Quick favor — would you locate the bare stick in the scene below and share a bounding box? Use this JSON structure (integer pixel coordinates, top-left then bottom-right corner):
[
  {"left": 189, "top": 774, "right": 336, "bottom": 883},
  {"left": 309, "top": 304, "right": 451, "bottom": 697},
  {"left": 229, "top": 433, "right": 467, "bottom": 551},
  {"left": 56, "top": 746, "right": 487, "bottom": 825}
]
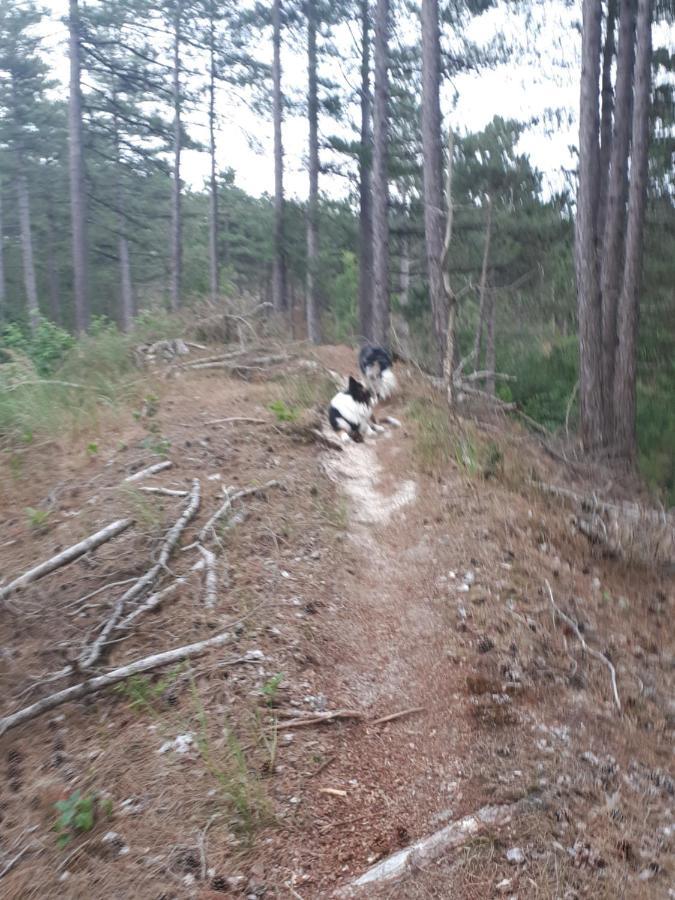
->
[
  {"left": 6, "top": 379, "right": 86, "bottom": 392},
  {"left": 205, "top": 416, "right": 267, "bottom": 426},
  {"left": 137, "top": 486, "right": 189, "bottom": 497},
  {"left": 0, "top": 631, "right": 231, "bottom": 737},
  {"left": 198, "top": 545, "right": 218, "bottom": 609},
  {"left": 462, "top": 370, "right": 516, "bottom": 383},
  {"left": 370, "top": 706, "right": 425, "bottom": 726},
  {"left": 0, "top": 519, "right": 133, "bottom": 604},
  {"left": 336, "top": 804, "right": 516, "bottom": 895},
  {"left": 274, "top": 710, "right": 365, "bottom": 731},
  {"left": 124, "top": 461, "right": 173, "bottom": 483},
  {"left": 117, "top": 579, "right": 185, "bottom": 629},
  {"left": 0, "top": 845, "right": 32, "bottom": 880},
  {"left": 545, "top": 580, "right": 621, "bottom": 711},
  {"left": 79, "top": 480, "right": 201, "bottom": 669},
  {"left": 198, "top": 479, "right": 283, "bottom": 543}
]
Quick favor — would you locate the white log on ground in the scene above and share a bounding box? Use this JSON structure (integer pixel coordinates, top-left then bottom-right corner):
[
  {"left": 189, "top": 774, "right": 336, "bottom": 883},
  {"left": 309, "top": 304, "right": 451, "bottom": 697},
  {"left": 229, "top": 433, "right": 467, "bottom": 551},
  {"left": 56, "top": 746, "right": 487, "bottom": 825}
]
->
[
  {"left": 124, "top": 461, "right": 173, "bottom": 483},
  {"left": 79, "top": 480, "right": 201, "bottom": 669},
  {"left": 198, "top": 480, "right": 283, "bottom": 543},
  {"left": 0, "top": 519, "right": 133, "bottom": 604},
  {"left": 336, "top": 803, "right": 516, "bottom": 895},
  {"left": 0, "top": 631, "right": 231, "bottom": 737},
  {"left": 198, "top": 545, "right": 218, "bottom": 609},
  {"left": 137, "top": 486, "right": 189, "bottom": 497}
]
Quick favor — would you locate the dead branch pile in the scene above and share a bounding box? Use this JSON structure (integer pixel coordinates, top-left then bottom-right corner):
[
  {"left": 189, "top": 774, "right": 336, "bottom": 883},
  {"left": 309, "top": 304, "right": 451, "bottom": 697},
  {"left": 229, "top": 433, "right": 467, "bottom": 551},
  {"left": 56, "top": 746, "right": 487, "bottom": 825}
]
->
[{"left": 536, "top": 481, "right": 674, "bottom": 567}]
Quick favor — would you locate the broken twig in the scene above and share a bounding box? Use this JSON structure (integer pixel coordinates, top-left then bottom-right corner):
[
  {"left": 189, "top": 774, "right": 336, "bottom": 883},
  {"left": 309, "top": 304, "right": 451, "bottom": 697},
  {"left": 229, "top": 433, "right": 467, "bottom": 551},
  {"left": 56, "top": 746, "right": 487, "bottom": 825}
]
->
[
  {"left": 545, "top": 580, "right": 621, "bottom": 711},
  {"left": 198, "top": 479, "right": 283, "bottom": 543},
  {"left": 275, "top": 710, "right": 365, "bottom": 731},
  {"left": 370, "top": 706, "right": 426, "bottom": 726}
]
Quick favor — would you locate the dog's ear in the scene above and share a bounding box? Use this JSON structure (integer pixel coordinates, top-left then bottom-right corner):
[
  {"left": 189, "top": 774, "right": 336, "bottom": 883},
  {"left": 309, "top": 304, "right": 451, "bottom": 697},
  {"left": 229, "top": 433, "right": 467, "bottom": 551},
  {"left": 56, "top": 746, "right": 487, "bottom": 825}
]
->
[{"left": 347, "top": 375, "right": 359, "bottom": 395}]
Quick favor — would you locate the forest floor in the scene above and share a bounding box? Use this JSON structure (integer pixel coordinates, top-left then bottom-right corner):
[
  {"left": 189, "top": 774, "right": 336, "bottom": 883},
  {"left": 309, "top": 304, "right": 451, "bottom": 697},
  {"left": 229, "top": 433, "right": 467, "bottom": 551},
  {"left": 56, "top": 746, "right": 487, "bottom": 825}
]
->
[{"left": 0, "top": 343, "right": 673, "bottom": 900}]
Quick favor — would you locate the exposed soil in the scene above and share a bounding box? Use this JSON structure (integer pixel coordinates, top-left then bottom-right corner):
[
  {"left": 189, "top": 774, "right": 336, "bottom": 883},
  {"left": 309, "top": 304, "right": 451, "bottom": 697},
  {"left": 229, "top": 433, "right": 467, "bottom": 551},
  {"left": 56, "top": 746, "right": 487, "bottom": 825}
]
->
[{"left": 0, "top": 343, "right": 672, "bottom": 899}]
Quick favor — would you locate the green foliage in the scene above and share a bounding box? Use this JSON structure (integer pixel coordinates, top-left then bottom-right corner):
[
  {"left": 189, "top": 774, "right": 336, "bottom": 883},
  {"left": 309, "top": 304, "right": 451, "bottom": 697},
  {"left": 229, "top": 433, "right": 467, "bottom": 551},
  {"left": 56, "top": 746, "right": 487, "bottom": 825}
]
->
[
  {"left": 261, "top": 673, "right": 283, "bottom": 706},
  {"left": 323, "top": 251, "right": 358, "bottom": 342},
  {"left": 25, "top": 506, "right": 51, "bottom": 531},
  {"left": 114, "top": 666, "right": 184, "bottom": 714},
  {"left": 267, "top": 399, "right": 299, "bottom": 422},
  {"left": 53, "top": 791, "right": 103, "bottom": 847},
  {"left": 1, "top": 319, "right": 75, "bottom": 376},
  {"left": 500, "top": 336, "right": 578, "bottom": 431}
]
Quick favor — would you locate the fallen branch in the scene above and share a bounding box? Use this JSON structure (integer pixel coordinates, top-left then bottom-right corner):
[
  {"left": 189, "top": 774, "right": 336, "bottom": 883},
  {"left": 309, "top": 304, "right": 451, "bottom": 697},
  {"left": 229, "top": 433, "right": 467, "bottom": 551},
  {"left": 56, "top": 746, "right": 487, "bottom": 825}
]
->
[
  {"left": 274, "top": 710, "right": 365, "bottom": 731},
  {"left": 137, "top": 486, "right": 189, "bottom": 497},
  {"left": 124, "top": 461, "right": 173, "bottom": 483},
  {"left": 463, "top": 370, "right": 516, "bottom": 383},
  {"left": 198, "top": 480, "right": 283, "bottom": 543},
  {"left": 0, "top": 845, "right": 33, "bottom": 880},
  {"left": 118, "top": 578, "right": 186, "bottom": 629},
  {"left": 79, "top": 480, "right": 201, "bottom": 669},
  {"left": 6, "top": 379, "right": 87, "bottom": 392},
  {"left": 336, "top": 804, "right": 517, "bottom": 895},
  {"left": 458, "top": 384, "right": 517, "bottom": 411},
  {"left": 0, "top": 519, "right": 133, "bottom": 604},
  {"left": 205, "top": 416, "right": 267, "bottom": 426},
  {"left": 545, "top": 580, "right": 621, "bottom": 711},
  {"left": 198, "top": 545, "right": 218, "bottom": 609},
  {"left": 0, "top": 631, "right": 231, "bottom": 738},
  {"left": 370, "top": 706, "right": 425, "bottom": 726}
]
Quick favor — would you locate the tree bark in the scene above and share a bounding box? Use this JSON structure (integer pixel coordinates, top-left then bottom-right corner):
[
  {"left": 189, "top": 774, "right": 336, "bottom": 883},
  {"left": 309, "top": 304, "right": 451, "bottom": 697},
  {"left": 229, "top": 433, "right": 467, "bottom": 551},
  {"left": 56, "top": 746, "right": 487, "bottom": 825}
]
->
[
  {"left": 421, "top": 0, "right": 446, "bottom": 373},
  {"left": 272, "top": 0, "right": 287, "bottom": 314},
  {"left": 305, "top": 0, "right": 321, "bottom": 343},
  {"left": 0, "top": 179, "right": 5, "bottom": 321},
  {"left": 485, "top": 285, "right": 496, "bottom": 396},
  {"left": 208, "top": 3, "right": 219, "bottom": 306},
  {"left": 598, "top": 0, "right": 617, "bottom": 244},
  {"left": 398, "top": 234, "right": 410, "bottom": 308},
  {"left": 357, "top": 0, "right": 374, "bottom": 340},
  {"left": 600, "top": 0, "right": 636, "bottom": 433},
  {"left": 16, "top": 172, "right": 39, "bottom": 334},
  {"left": 613, "top": 0, "right": 652, "bottom": 460},
  {"left": 169, "top": 0, "right": 183, "bottom": 312},
  {"left": 371, "top": 0, "right": 390, "bottom": 346},
  {"left": 441, "top": 128, "right": 456, "bottom": 406},
  {"left": 575, "top": 0, "right": 605, "bottom": 451},
  {"left": 45, "top": 190, "right": 62, "bottom": 325},
  {"left": 113, "top": 107, "right": 133, "bottom": 332},
  {"left": 68, "top": 0, "right": 88, "bottom": 332},
  {"left": 473, "top": 195, "right": 493, "bottom": 366}
]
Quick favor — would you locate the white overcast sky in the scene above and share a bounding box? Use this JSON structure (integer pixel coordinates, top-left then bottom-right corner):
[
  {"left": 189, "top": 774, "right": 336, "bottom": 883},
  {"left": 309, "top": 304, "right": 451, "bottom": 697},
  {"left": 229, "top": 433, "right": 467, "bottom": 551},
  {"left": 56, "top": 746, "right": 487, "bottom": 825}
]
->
[{"left": 36, "top": 0, "right": 661, "bottom": 202}]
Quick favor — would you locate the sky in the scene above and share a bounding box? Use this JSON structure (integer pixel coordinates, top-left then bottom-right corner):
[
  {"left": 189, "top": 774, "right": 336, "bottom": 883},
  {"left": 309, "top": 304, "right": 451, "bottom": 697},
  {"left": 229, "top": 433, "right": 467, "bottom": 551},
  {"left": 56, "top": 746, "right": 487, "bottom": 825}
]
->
[{"left": 38, "top": 0, "right": 585, "bottom": 200}]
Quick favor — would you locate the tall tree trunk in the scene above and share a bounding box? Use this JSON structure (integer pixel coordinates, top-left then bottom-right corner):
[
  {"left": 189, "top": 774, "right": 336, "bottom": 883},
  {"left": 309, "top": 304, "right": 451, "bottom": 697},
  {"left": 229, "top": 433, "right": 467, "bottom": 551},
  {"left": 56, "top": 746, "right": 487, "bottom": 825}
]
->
[
  {"left": 473, "top": 194, "right": 493, "bottom": 366},
  {"left": 305, "top": 0, "right": 321, "bottom": 343},
  {"left": 371, "top": 0, "right": 390, "bottom": 346},
  {"left": 575, "top": 0, "right": 604, "bottom": 451},
  {"left": 357, "top": 0, "right": 373, "bottom": 340},
  {"left": 17, "top": 170, "right": 39, "bottom": 334},
  {"left": 485, "top": 285, "right": 496, "bottom": 396},
  {"left": 68, "top": 0, "right": 88, "bottom": 332},
  {"left": 598, "top": 0, "right": 617, "bottom": 243},
  {"left": 398, "top": 235, "right": 410, "bottom": 308},
  {"left": 45, "top": 190, "right": 62, "bottom": 325},
  {"left": 0, "top": 179, "right": 5, "bottom": 322},
  {"left": 169, "top": 0, "right": 183, "bottom": 312},
  {"left": 208, "top": 4, "right": 219, "bottom": 306},
  {"left": 272, "top": 0, "right": 287, "bottom": 314},
  {"left": 613, "top": 0, "right": 652, "bottom": 460},
  {"left": 441, "top": 129, "right": 456, "bottom": 405},
  {"left": 421, "top": 0, "right": 446, "bottom": 373},
  {"left": 113, "top": 107, "right": 133, "bottom": 332},
  {"left": 601, "top": 0, "right": 636, "bottom": 433}
]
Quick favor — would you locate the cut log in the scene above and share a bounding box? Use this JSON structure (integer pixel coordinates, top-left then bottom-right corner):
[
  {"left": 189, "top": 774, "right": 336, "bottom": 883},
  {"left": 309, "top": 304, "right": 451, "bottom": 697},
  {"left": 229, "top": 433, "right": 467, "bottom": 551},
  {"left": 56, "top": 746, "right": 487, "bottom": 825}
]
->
[{"left": 124, "top": 461, "right": 173, "bottom": 483}]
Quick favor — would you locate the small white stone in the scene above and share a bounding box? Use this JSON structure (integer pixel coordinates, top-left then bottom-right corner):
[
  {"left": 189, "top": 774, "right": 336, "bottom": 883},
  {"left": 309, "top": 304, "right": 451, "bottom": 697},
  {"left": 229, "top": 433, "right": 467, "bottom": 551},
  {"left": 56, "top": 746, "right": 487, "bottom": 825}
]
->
[{"left": 506, "top": 847, "right": 525, "bottom": 864}]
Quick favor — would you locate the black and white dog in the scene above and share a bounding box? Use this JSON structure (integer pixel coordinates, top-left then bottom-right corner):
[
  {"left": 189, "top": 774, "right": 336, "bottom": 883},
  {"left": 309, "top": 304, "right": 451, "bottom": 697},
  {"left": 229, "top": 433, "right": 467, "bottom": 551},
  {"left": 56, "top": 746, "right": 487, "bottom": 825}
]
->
[
  {"left": 328, "top": 376, "right": 384, "bottom": 443},
  {"left": 358, "top": 344, "right": 397, "bottom": 401}
]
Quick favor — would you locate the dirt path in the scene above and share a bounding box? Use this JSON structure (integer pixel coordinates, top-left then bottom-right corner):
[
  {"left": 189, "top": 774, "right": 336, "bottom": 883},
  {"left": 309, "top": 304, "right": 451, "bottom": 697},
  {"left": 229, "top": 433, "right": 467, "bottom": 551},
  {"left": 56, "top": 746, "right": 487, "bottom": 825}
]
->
[{"left": 1, "top": 344, "right": 672, "bottom": 899}]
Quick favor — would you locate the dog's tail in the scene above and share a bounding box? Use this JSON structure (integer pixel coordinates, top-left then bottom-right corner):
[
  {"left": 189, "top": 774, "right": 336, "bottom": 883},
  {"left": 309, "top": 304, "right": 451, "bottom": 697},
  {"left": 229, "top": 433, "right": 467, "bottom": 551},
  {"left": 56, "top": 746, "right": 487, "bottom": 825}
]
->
[{"left": 378, "top": 367, "right": 397, "bottom": 399}]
